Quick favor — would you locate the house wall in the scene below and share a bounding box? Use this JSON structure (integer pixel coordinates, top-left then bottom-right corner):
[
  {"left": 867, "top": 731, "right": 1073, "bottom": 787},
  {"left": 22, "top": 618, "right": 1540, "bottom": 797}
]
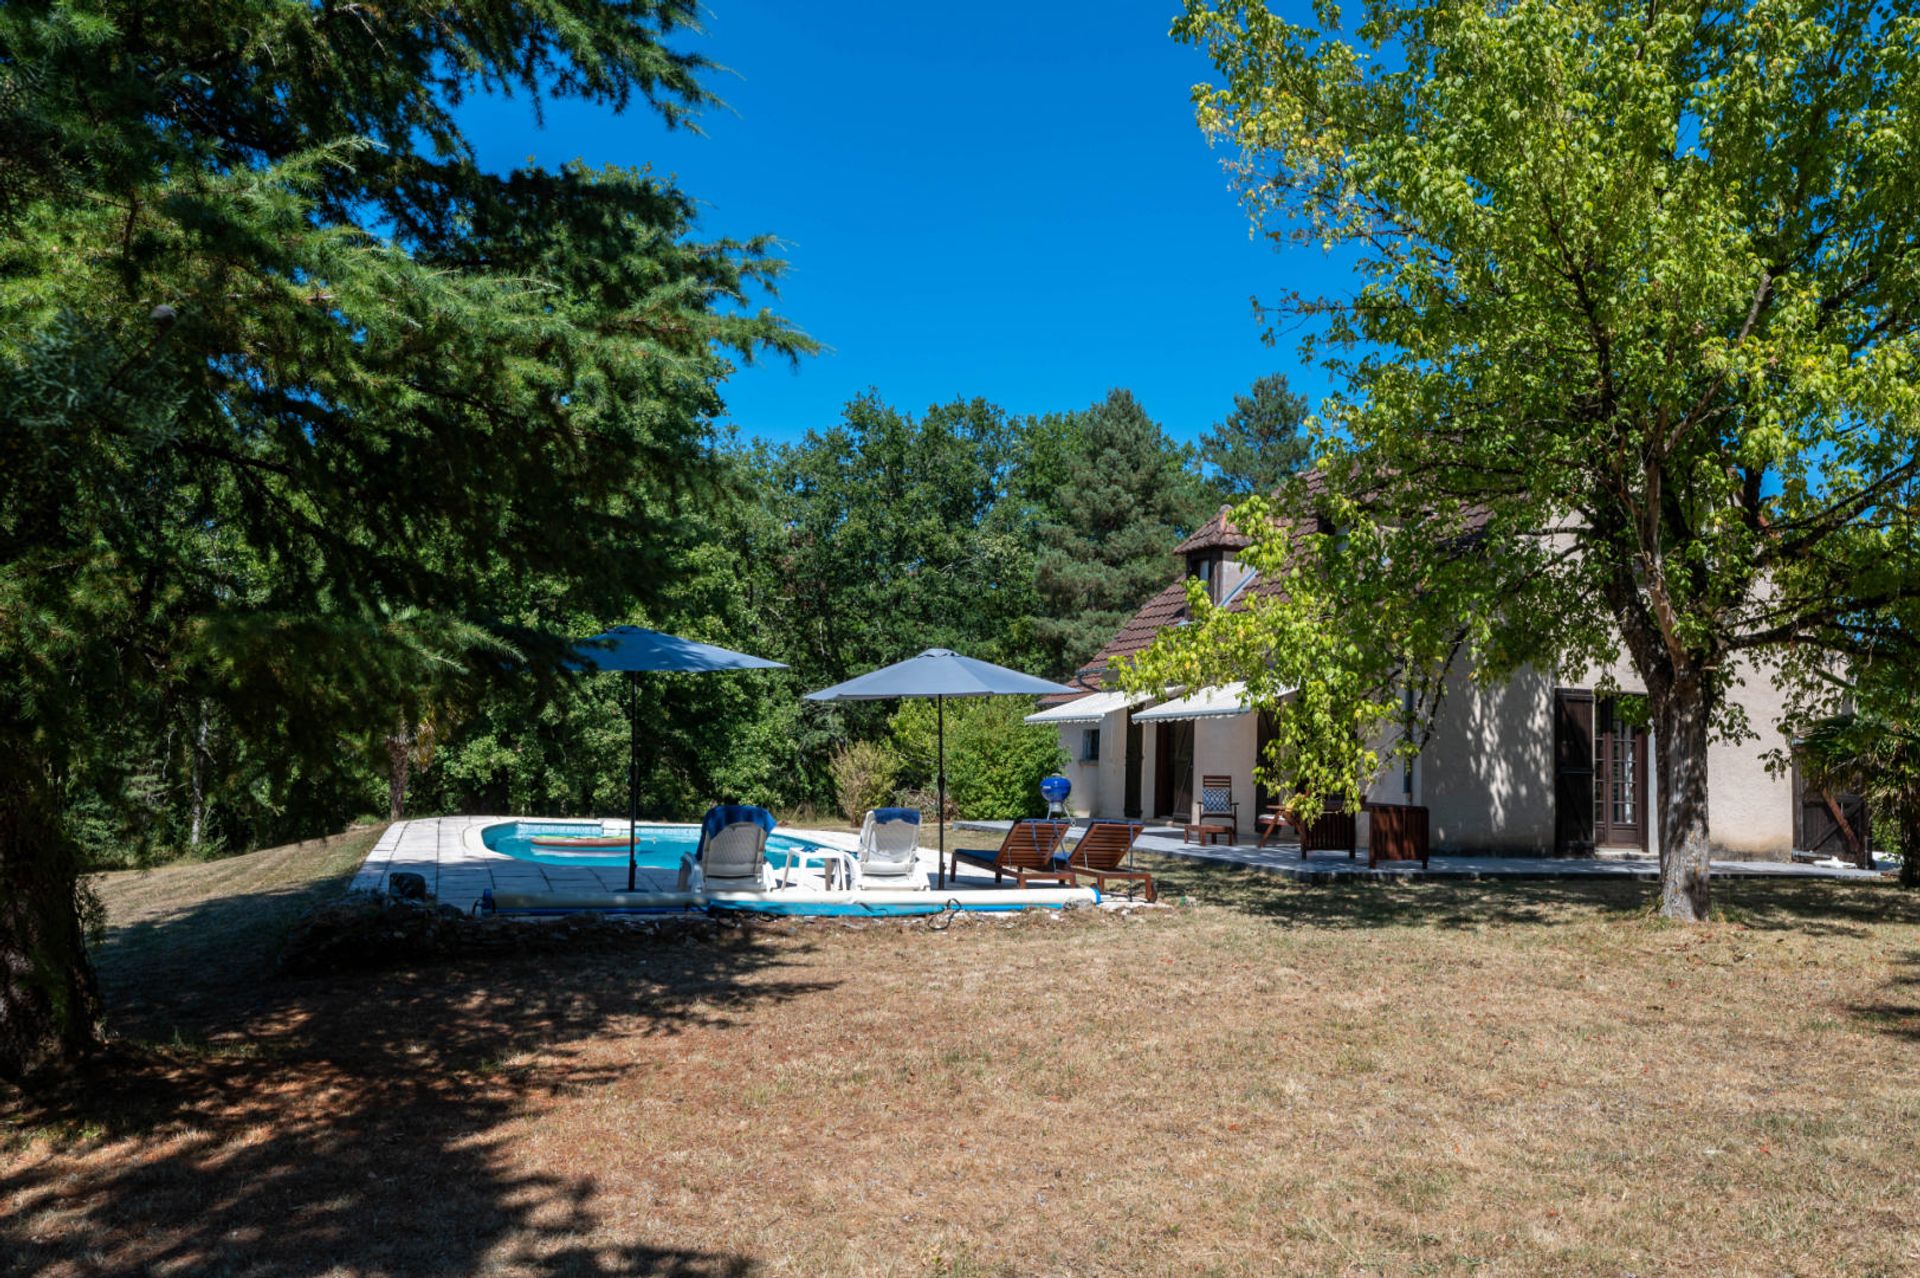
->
[
  {"left": 1190, "top": 712, "right": 1259, "bottom": 826},
  {"left": 1414, "top": 651, "right": 1791, "bottom": 856},
  {"left": 1704, "top": 655, "right": 1795, "bottom": 855},
  {"left": 1422, "top": 664, "right": 1559, "bottom": 853},
  {"left": 1054, "top": 654, "right": 1796, "bottom": 854},
  {"left": 1054, "top": 724, "right": 1100, "bottom": 818},
  {"left": 1050, "top": 706, "right": 1139, "bottom": 819}
]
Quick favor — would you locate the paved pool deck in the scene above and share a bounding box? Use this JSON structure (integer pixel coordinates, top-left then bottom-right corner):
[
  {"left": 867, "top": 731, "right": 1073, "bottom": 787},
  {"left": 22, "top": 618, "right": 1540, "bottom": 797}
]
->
[
  {"left": 954, "top": 820, "right": 1887, "bottom": 883},
  {"left": 350, "top": 816, "right": 1044, "bottom": 906}
]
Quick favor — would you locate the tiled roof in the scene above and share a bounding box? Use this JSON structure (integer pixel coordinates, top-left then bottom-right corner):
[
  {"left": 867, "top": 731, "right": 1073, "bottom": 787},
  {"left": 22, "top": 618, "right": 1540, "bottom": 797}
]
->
[
  {"left": 1063, "top": 472, "right": 1491, "bottom": 693},
  {"left": 1070, "top": 509, "right": 1318, "bottom": 691},
  {"left": 1173, "top": 506, "right": 1254, "bottom": 555},
  {"left": 1070, "top": 580, "right": 1194, "bottom": 689}
]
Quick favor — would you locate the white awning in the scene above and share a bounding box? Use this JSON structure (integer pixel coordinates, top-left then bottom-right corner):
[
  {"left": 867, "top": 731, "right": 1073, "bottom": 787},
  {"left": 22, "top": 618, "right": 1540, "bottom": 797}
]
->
[
  {"left": 1131, "top": 682, "right": 1255, "bottom": 723},
  {"left": 1024, "top": 690, "right": 1145, "bottom": 725}
]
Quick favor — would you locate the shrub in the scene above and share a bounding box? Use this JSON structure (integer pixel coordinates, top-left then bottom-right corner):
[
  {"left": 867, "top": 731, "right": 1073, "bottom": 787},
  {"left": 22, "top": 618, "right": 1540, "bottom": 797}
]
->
[
  {"left": 888, "top": 699, "right": 1065, "bottom": 821},
  {"left": 828, "top": 738, "right": 899, "bottom": 821}
]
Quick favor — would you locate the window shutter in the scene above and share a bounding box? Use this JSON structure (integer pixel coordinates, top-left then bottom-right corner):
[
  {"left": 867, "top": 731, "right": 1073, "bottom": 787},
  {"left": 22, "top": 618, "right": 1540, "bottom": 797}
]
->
[{"left": 1554, "top": 690, "right": 1595, "bottom": 856}]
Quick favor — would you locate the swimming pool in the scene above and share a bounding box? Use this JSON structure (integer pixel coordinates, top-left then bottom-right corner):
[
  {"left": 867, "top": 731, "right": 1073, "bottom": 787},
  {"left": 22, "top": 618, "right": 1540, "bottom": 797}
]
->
[{"left": 479, "top": 820, "right": 839, "bottom": 870}]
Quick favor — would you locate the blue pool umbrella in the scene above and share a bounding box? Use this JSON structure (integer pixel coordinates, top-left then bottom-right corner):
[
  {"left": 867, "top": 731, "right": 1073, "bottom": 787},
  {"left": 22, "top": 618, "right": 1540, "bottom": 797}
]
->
[
  {"left": 569, "top": 626, "right": 786, "bottom": 890},
  {"left": 804, "top": 649, "right": 1076, "bottom": 888}
]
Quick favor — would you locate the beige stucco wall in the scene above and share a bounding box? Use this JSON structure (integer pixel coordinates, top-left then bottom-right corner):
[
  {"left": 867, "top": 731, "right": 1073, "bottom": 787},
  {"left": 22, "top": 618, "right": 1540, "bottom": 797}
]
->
[
  {"left": 1704, "top": 654, "right": 1795, "bottom": 855},
  {"left": 1190, "top": 712, "right": 1259, "bottom": 827},
  {"left": 1054, "top": 652, "right": 1796, "bottom": 854},
  {"left": 1422, "top": 664, "right": 1558, "bottom": 853},
  {"left": 1050, "top": 705, "right": 1141, "bottom": 819},
  {"left": 1416, "top": 650, "right": 1791, "bottom": 856}
]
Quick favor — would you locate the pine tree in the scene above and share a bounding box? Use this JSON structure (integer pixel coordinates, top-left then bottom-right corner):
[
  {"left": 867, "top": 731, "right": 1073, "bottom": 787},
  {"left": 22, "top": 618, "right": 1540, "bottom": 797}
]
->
[
  {"left": 1198, "top": 373, "right": 1311, "bottom": 498},
  {"left": 1025, "top": 390, "right": 1211, "bottom": 674},
  {"left": 0, "top": 0, "right": 808, "bottom": 1080}
]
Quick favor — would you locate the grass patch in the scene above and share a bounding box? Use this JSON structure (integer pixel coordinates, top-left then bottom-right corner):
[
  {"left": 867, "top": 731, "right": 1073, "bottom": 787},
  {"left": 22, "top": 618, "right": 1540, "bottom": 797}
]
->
[
  {"left": 4, "top": 836, "right": 1920, "bottom": 1275},
  {"left": 87, "top": 824, "right": 385, "bottom": 1040}
]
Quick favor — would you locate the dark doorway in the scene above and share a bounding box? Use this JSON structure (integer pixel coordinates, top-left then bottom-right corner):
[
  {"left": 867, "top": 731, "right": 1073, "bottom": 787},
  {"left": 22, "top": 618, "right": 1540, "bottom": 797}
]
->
[
  {"left": 1123, "top": 713, "right": 1144, "bottom": 818},
  {"left": 1555, "top": 690, "right": 1647, "bottom": 853},
  {"left": 1155, "top": 720, "right": 1195, "bottom": 818},
  {"left": 1553, "top": 690, "right": 1595, "bottom": 855},
  {"left": 1794, "top": 764, "right": 1870, "bottom": 866}
]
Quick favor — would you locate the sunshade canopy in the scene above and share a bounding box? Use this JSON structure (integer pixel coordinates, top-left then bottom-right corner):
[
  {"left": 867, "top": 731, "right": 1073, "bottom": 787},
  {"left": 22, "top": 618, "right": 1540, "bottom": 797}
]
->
[
  {"left": 1024, "top": 689, "right": 1148, "bottom": 725},
  {"left": 1132, "top": 682, "right": 1269, "bottom": 723},
  {"left": 568, "top": 626, "right": 787, "bottom": 674},
  {"left": 803, "top": 648, "right": 1074, "bottom": 701}
]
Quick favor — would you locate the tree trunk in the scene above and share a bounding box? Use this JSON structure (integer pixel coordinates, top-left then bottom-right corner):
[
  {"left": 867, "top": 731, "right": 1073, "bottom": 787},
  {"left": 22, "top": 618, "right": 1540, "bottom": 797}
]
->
[
  {"left": 188, "top": 701, "right": 210, "bottom": 850},
  {"left": 1654, "top": 675, "right": 1713, "bottom": 922},
  {"left": 0, "top": 757, "right": 102, "bottom": 1083},
  {"left": 386, "top": 723, "right": 414, "bottom": 823},
  {"left": 1901, "top": 807, "right": 1919, "bottom": 890}
]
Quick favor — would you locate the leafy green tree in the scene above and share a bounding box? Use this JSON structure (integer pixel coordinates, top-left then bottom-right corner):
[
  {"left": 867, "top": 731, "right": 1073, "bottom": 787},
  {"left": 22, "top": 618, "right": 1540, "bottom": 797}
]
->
[
  {"left": 752, "top": 395, "right": 1042, "bottom": 681},
  {"left": 887, "top": 699, "right": 1066, "bottom": 820},
  {"left": 1199, "top": 373, "right": 1311, "bottom": 498},
  {"left": 1170, "top": 0, "right": 1920, "bottom": 920},
  {"left": 1023, "top": 390, "right": 1212, "bottom": 674},
  {"left": 0, "top": 0, "right": 806, "bottom": 1079}
]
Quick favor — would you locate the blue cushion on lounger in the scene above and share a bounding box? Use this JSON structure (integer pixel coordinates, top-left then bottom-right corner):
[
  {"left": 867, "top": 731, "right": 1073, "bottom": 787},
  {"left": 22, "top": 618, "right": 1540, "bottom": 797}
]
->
[
  {"left": 871, "top": 806, "right": 921, "bottom": 826},
  {"left": 696, "top": 804, "right": 776, "bottom": 859}
]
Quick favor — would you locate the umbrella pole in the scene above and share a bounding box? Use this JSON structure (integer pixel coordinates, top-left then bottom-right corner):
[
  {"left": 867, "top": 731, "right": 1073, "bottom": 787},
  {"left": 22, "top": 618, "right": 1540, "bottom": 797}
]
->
[
  {"left": 937, "top": 694, "right": 947, "bottom": 890},
  {"left": 627, "top": 670, "right": 639, "bottom": 893}
]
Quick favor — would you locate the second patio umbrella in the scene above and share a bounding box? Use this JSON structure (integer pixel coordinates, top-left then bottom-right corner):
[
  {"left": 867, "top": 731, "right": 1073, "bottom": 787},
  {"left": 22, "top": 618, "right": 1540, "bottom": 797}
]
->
[
  {"left": 804, "top": 649, "right": 1076, "bottom": 888},
  {"left": 569, "top": 626, "right": 786, "bottom": 891}
]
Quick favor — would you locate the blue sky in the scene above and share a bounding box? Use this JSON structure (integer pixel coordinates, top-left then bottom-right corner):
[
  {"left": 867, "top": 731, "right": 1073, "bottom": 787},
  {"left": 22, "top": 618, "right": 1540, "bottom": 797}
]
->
[{"left": 461, "top": 1, "right": 1342, "bottom": 445}]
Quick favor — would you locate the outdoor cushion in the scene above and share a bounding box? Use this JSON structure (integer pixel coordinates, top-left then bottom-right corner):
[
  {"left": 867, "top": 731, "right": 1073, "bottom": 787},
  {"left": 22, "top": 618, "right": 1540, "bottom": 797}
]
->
[{"left": 698, "top": 804, "right": 776, "bottom": 856}]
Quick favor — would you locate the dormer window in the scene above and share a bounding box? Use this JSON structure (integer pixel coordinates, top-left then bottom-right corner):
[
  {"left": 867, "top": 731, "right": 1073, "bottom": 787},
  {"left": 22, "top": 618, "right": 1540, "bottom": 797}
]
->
[{"left": 1187, "top": 552, "right": 1221, "bottom": 603}]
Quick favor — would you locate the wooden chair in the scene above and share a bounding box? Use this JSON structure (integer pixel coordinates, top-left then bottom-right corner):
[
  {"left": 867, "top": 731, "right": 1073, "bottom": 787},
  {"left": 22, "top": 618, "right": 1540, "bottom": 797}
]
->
[
  {"left": 951, "top": 819, "right": 1074, "bottom": 888},
  {"left": 1063, "top": 821, "right": 1154, "bottom": 901},
  {"left": 1258, "top": 799, "right": 1358, "bottom": 857},
  {"left": 1197, "top": 774, "right": 1239, "bottom": 843}
]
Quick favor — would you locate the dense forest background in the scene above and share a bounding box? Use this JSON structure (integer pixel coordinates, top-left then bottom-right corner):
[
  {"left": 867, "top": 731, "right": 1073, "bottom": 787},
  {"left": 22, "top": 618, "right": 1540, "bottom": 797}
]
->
[{"left": 81, "top": 379, "right": 1303, "bottom": 866}]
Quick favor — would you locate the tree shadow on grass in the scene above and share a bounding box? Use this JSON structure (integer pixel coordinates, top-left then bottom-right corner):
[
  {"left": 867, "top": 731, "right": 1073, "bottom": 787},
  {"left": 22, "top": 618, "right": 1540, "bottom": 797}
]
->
[
  {"left": 1143, "top": 853, "right": 1920, "bottom": 938},
  {"left": 3, "top": 895, "right": 833, "bottom": 1276},
  {"left": 1847, "top": 949, "right": 1920, "bottom": 1042}
]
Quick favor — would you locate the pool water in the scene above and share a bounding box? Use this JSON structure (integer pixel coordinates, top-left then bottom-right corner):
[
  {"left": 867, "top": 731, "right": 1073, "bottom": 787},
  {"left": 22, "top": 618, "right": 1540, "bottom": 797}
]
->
[{"left": 480, "top": 820, "right": 837, "bottom": 870}]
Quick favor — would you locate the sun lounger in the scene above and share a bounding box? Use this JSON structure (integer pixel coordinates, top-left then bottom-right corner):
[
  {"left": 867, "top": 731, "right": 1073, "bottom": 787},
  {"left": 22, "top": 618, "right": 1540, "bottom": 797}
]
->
[
  {"left": 951, "top": 819, "right": 1073, "bottom": 888},
  {"left": 853, "top": 806, "right": 925, "bottom": 888},
  {"left": 1062, "top": 820, "right": 1154, "bottom": 901},
  {"left": 678, "top": 804, "right": 778, "bottom": 891}
]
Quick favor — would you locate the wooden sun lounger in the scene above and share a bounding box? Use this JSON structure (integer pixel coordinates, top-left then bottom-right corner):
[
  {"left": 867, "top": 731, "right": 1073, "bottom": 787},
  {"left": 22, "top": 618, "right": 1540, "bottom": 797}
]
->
[
  {"left": 951, "top": 819, "right": 1073, "bottom": 888},
  {"left": 1063, "top": 820, "right": 1154, "bottom": 901}
]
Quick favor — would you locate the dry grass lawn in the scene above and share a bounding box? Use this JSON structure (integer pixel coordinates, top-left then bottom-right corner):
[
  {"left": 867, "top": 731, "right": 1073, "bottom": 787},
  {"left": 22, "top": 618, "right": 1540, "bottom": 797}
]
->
[{"left": 4, "top": 841, "right": 1920, "bottom": 1276}]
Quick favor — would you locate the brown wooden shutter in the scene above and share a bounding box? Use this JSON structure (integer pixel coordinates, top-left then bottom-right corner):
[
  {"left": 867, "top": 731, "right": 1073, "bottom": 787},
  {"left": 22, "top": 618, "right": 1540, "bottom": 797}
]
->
[{"left": 1554, "top": 690, "right": 1595, "bottom": 855}]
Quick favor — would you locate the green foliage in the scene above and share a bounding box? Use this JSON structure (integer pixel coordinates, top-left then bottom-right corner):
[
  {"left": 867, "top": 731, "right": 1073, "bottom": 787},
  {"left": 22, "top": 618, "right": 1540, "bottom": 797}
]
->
[
  {"left": 828, "top": 740, "right": 900, "bottom": 821},
  {"left": 1023, "top": 390, "right": 1212, "bottom": 674},
  {"left": 888, "top": 700, "right": 1066, "bottom": 821},
  {"left": 741, "top": 396, "right": 1044, "bottom": 687},
  {"left": 0, "top": 0, "right": 808, "bottom": 1073},
  {"left": 1199, "top": 373, "right": 1311, "bottom": 499},
  {"left": 1117, "top": 499, "right": 1402, "bottom": 818},
  {"left": 1791, "top": 656, "right": 1920, "bottom": 886},
  {"left": 1171, "top": 0, "right": 1920, "bottom": 918}
]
